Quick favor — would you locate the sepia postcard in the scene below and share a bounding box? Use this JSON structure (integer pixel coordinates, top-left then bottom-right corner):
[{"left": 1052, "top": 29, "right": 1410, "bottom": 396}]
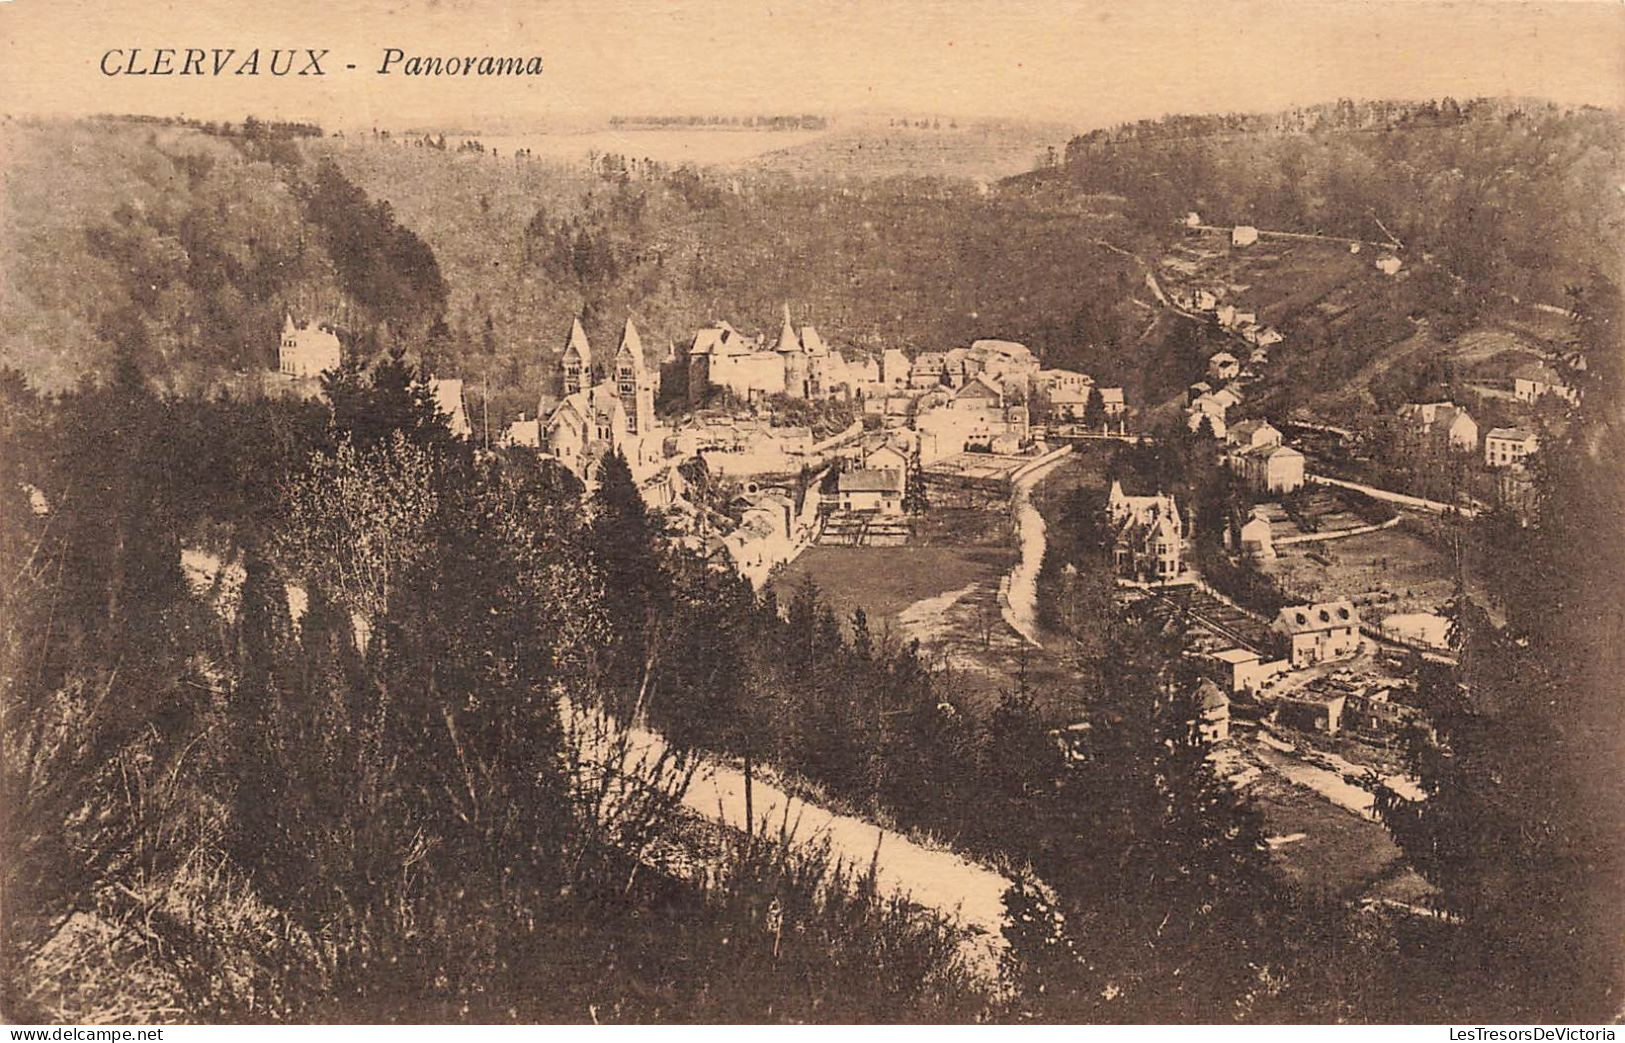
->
[{"left": 1, "top": 0, "right": 1622, "bottom": 1029}]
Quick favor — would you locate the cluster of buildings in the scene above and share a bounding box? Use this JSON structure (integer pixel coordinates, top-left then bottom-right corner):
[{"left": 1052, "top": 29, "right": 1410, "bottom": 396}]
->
[
  {"left": 1393, "top": 399, "right": 1541, "bottom": 471},
  {"left": 1223, "top": 418, "right": 1306, "bottom": 495}
]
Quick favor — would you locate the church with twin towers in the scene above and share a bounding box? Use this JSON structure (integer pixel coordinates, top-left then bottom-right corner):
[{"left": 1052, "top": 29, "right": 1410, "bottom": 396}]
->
[{"left": 540, "top": 315, "right": 663, "bottom": 483}]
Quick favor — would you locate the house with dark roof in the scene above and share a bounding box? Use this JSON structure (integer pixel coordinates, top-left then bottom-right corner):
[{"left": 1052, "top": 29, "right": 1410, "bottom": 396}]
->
[
  {"left": 1512, "top": 362, "right": 1577, "bottom": 405},
  {"left": 1272, "top": 600, "right": 1362, "bottom": 669},
  {"left": 835, "top": 467, "right": 904, "bottom": 514}
]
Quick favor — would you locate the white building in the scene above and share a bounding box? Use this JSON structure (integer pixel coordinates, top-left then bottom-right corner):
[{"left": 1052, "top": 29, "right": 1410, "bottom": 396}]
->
[
  {"left": 1272, "top": 600, "right": 1362, "bottom": 669},
  {"left": 429, "top": 378, "right": 471, "bottom": 438},
  {"left": 1484, "top": 427, "right": 1539, "bottom": 468},
  {"left": 278, "top": 315, "right": 342, "bottom": 378}
]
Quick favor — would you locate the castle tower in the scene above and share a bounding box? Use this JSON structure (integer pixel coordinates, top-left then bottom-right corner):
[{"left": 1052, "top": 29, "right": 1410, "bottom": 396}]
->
[
  {"left": 614, "top": 317, "right": 656, "bottom": 435},
  {"left": 777, "top": 303, "right": 808, "bottom": 399},
  {"left": 561, "top": 316, "right": 591, "bottom": 397}
]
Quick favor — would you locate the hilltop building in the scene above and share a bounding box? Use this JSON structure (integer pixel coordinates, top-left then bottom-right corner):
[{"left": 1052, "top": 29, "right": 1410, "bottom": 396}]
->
[{"left": 278, "top": 314, "right": 342, "bottom": 378}]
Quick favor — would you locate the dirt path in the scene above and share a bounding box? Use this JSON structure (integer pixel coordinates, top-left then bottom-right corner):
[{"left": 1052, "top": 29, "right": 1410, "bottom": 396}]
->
[
  {"left": 584, "top": 707, "right": 1014, "bottom": 975},
  {"left": 1001, "top": 449, "right": 1075, "bottom": 646}
]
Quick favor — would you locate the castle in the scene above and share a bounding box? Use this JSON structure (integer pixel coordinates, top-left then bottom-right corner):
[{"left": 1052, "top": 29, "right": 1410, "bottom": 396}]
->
[{"left": 686, "top": 305, "right": 851, "bottom": 404}]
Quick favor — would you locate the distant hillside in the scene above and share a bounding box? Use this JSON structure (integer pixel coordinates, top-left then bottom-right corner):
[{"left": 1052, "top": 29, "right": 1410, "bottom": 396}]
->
[
  {"left": 0, "top": 116, "right": 1153, "bottom": 422},
  {"left": 1025, "top": 97, "right": 1624, "bottom": 306},
  {"left": 753, "top": 118, "right": 1074, "bottom": 182},
  {"left": 1006, "top": 98, "right": 1625, "bottom": 421},
  {"left": 305, "top": 131, "right": 1152, "bottom": 423}
]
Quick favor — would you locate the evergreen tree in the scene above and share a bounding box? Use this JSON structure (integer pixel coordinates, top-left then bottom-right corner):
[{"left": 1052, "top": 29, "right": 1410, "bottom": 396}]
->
[{"left": 588, "top": 450, "right": 668, "bottom": 719}]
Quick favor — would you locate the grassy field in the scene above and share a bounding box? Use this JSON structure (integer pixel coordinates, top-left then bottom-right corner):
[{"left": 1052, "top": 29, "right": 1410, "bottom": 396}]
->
[
  {"left": 770, "top": 542, "right": 1012, "bottom": 637},
  {"left": 1265, "top": 524, "right": 1454, "bottom": 617},
  {"left": 1245, "top": 758, "right": 1407, "bottom": 902}
]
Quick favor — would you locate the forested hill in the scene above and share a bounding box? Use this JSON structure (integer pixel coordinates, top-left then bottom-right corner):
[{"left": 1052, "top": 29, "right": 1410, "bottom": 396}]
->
[
  {"left": 0, "top": 115, "right": 1153, "bottom": 415},
  {"left": 1019, "top": 97, "right": 1625, "bottom": 306}
]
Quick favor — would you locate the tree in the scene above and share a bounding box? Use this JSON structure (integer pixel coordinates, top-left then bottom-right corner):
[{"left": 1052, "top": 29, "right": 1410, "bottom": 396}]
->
[
  {"left": 587, "top": 451, "right": 668, "bottom": 720},
  {"left": 1374, "top": 274, "right": 1625, "bottom": 1021},
  {"left": 1004, "top": 606, "right": 1286, "bottom": 1021}
]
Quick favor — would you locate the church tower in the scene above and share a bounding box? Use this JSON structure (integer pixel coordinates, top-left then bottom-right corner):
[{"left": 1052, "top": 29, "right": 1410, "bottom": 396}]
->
[
  {"left": 614, "top": 317, "right": 656, "bottom": 435},
  {"left": 561, "top": 317, "right": 591, "bottom": 397}
]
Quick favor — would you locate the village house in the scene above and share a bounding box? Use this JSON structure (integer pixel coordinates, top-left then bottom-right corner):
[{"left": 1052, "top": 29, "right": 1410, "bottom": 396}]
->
[
  {"left": 1108, "top": 480, "right": 1185, "bottom": 582},
  {"left": 880, "top": 348, "right": 911, "bottom": 388},
  {"left": 1046, "top": 384, "right": 1090, "bottom": 422},
  {"left": 1234, "top": 443, "right": 1305, "bottom": 495},
  {"left": 1343, "top": 686, "right": 1425, "bottom": 746},
  {"left": 1187, "top": 394, "right": 1229, "bottom": 438},
  {"left": 907, "top": 351, "right": 951, "bottom": 390},
  {"left": 278, "top": 314, "right": 342, "bottom": 378},
  {"left": 1098, "top": 386, "right": 1126, "bottom": 418},
  {"left": 1512, "top": 362, "right": 1577, "bottom": 405},
  {"left": 863, "top": 441, "right": 910, "bottom": 475},
  {"left": 1398, "top": 401, "right": 1479, "bottom": 453},
  {"left": 1194, "top": 680, "right": 1231, "bottom": 744},
  {"left": 963, "top": 339, "right": 1041, "bottom": 391},
  {"left": 1206, "top": 645, "right": 1285, "bottom": 695},
  {"left": 835, "top": 466, "right": 904, "bottom": 515},
  {"left": 1209, "top": 385, "right": 1244, "bottom": 412},
  {"left": 1233, "top": 504, "right": 1275, "bottom": 560},
  {"left": 1276, "top": 689, "right": 1348, "bottom": 735},
  {"left": 1271, "top": 599, "right": 1363, "bottom": 669},
  {"left": 952, "top": 373, "right": 1005, "bottom": 412},
  {"left": 1208, "top": 352, "right": 1241, "bottom": 382},
  {"left": 1484, "top": 426, "right": 1539, "bottom": 468},
  {"left": 1227, "top": 418, "right": 1283, "bottom": 453},
  {"left": 502, "top": 413, "right": 541, "bottom": 448},
  {"left": 1231, "top": 225, "right": 1260, "bottom": 247}
]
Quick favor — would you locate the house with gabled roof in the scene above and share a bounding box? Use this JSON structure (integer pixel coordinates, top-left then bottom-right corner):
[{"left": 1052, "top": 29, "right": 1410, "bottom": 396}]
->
[
  {"left": 1227, "top": 418, "right": 1283, "bottom": 453},
  {"left": 1512, "top": 362, "right": 1577, "bottom": 405},
  {"left": 1272, "top": 600, "right": 1362, "bottom": 668},
  {"left": 1108, "top": 480, "right": 1185, "bottom": 582},
  {"left": 1235, "top": 443, "right": 1304, "bottom": 494}
]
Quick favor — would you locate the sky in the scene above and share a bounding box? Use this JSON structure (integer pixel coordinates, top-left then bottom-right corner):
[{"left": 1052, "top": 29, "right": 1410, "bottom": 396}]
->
[{"left": 2, "top": 0, "right": 1622, "bottom": 132}]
